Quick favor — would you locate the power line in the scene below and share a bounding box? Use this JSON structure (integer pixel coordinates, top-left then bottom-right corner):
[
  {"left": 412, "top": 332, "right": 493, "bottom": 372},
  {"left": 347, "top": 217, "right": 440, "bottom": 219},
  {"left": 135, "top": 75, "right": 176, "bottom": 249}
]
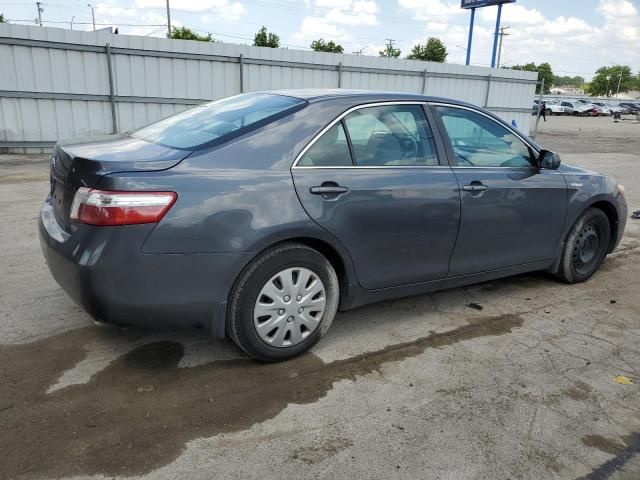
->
[
  {"left": 7, "top": 18, "right": 165, "bottom": 26},
  {"left": 190, "top": 28, "right": 313, "bottom": 50},
  {"left": 145, "top": 25, "right": 167, "bottom": 36}
]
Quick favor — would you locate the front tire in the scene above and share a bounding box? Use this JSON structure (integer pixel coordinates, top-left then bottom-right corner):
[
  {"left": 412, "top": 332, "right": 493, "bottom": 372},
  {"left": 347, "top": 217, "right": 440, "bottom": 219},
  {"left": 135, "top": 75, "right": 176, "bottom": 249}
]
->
[
  {"left": 556, "top": 208, "right": 610, "bottom": 283},
  {"left": 227, "top": 242, "right": 339, "bottom": 361}
]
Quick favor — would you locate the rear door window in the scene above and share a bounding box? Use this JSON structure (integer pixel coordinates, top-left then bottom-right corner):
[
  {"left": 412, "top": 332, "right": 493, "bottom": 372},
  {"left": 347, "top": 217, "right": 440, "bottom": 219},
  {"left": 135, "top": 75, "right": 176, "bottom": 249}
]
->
[
  {"left": 297, "top": 122, "right": 353, "bottom": 167},
  {"left": 130, "top": 93, "right": 306, "bottom": 150}
]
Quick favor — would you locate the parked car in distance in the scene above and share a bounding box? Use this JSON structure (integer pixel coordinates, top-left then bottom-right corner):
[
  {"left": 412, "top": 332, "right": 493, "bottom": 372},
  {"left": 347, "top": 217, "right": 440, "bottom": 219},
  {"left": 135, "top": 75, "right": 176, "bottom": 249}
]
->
[
  {"left": 599, "top": 103, "right": 625, "bottom": 115},
  {"left": 533, "top": 100, "right": 565, "bottom": 116},
  {"left": 546, "top": 101, "right": 566, "bottom": 115},
  {"left": 619, "top": 102, "right": 640, "bottom": 114},
  {"left": 560, "top": 101, "right": 593, "bottom": 116},
  {"left": 592, "top": 103, "right": 612, "bottom": 115},
  {"left": 576, "top": 100, "right": 605, "bottom": 116},
  {"left": 39, "top": 90, "right": 628, "bottom": 361}
]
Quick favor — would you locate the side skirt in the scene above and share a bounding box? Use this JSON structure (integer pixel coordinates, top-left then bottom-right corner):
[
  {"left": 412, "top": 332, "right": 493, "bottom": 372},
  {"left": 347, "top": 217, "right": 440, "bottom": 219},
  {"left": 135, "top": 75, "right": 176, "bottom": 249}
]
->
[{"left": 341, "top": 260, "right": 553, "bottom": 311}]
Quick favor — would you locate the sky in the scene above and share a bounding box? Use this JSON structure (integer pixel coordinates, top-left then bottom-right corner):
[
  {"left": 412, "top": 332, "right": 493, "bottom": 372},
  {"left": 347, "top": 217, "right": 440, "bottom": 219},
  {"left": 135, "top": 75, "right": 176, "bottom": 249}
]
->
[{"left": 1, "top": 0, "right": 639, "bottom": 80}]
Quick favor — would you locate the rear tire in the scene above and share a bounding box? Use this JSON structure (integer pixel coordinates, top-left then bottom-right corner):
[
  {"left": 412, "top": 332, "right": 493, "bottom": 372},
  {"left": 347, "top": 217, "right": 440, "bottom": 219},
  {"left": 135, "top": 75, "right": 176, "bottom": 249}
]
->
[
  {"left": 227, "top": 242, "right": 339, "bottom": 362},
  {"left": 556, "top": 208, "right": 610, "bottom": 283}
]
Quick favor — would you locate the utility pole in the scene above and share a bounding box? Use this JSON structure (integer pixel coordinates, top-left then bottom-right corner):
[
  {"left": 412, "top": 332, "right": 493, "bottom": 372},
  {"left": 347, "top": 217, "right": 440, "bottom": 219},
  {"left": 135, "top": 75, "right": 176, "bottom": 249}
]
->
[
  {"left": 87, "top": 4, "right": 95, "bottom": 30},
  {"left": 166, "top": 0, "right": 171, "bottom": 37},
  {"left": 36, "top": 2, "right": 43, "bottom": 26},
  {"left": 383, "top": 38, "right": 396, "bottom": 57},
  {"left": 496, "top": 26, "right": 510, "bottom": 68},
  {"left": 615, "top": 67, "right": 623, "bottom": 98}
]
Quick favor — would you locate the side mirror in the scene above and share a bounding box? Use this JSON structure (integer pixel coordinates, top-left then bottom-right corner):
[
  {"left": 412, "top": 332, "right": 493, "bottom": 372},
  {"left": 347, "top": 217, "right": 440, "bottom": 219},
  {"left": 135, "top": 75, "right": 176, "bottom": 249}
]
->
[{"left": 538, "top": 149, "right": 561, "bottom": 170}]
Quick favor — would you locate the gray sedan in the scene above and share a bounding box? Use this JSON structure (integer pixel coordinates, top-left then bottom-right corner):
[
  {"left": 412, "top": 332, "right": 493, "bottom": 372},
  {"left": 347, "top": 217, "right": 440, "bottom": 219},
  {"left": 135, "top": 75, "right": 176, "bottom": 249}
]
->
[{"left": 39, "top": 90, "right": 627, "bottom": 361}]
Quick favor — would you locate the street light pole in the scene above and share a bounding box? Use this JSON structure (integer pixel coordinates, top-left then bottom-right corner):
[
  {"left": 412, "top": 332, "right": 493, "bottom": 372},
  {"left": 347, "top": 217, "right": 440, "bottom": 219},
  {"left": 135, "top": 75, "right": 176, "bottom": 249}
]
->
[
  {"left": 70, "top": 15, "right": 75, "bottom": 30},
  {"left": 87, "top": 4, "right": 95, "bottom": 31},
  {"left": 166, "top": 0, "right": 171, "bottom": 37}
]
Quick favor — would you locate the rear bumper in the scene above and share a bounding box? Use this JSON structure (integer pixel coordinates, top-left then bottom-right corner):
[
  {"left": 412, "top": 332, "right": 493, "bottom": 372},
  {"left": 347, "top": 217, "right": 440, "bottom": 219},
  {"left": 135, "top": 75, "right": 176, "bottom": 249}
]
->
[{"left": 39, "top": 197, "right": 250, "bottom": 338}]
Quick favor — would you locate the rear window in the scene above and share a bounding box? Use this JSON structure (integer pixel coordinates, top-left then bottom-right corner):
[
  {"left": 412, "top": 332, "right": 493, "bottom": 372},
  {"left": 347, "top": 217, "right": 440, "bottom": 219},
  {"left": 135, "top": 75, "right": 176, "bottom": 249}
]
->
[{"left": 130, "top": 93, "right": 306, "bottom": 149}]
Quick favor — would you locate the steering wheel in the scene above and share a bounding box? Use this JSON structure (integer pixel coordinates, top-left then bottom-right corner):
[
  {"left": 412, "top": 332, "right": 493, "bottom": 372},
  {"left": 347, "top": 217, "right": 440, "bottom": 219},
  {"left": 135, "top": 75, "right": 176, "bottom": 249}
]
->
[{"left": 398, "top": 135, "right": 418, "bottom": 159}]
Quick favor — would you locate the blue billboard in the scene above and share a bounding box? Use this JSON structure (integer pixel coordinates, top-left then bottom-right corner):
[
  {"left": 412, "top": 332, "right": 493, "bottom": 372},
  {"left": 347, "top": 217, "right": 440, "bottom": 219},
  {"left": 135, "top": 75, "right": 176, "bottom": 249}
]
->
[{"left": 461, "top": 0, "right": 515, "bottom": 9}]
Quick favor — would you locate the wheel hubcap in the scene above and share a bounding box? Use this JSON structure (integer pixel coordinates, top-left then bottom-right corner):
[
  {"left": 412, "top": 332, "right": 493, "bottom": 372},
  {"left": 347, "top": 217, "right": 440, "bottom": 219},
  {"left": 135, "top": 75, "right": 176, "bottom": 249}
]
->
[{"left": 253, "top": 267, "right": 326, "bottom": 348}]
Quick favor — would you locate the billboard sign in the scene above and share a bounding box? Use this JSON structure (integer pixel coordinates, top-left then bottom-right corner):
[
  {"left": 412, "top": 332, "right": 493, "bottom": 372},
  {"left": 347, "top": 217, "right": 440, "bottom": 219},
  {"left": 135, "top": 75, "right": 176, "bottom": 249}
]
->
[{"left": 461, "top": 0, "right": 515, "bottom": 9}]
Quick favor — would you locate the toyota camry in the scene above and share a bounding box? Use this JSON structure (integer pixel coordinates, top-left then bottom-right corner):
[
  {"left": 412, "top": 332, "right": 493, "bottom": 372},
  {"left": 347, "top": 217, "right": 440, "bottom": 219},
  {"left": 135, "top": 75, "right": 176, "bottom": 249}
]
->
[{"left": 39, "top": 90, "right": 627, "bottom": 361}]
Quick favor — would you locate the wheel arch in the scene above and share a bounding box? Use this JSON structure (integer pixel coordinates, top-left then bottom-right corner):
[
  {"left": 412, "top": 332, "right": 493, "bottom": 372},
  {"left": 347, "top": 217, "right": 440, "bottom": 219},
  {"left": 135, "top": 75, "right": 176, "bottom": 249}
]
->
[
  {"left": 588, "top": 200, "right": 619, "bottom": 253},
  {"left": 549, "top": 197, "right": 621, "bottom": 276},
  {"left": 228, "top": 234, "right": 356, "bottom": 312}
]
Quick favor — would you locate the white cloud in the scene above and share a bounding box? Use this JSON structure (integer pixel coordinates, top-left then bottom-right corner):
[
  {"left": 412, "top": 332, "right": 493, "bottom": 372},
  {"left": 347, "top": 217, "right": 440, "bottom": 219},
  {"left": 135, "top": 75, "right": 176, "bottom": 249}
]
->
[
  {"left": 478, "top": 4, "right": 544, "bottom": 26},
  {"left": 316, "top": 0, "right": 350, "bottom": 7},
  {"left": 292, "top": 16, "right": 353, "bottom": 43},
  {"left": 135, "top": 0, "right": 246, "bottom": 18},
  {"left": 398, "top": 0, "right": 462, "bottom": 19},
  {"left": 91, "top": 4, "right": 170, "bottom": 36},
  {"left": 291, "top": 0, "right": 379, "bottom": 45},
  {"left": 397, "top": 0, "right": 640, "bottom": 79}
]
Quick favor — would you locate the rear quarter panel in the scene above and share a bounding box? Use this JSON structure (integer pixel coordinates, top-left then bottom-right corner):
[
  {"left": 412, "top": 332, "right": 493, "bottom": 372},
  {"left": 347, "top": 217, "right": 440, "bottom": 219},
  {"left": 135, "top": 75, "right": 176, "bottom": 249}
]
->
[{"left": 95, "top": 99, "right": 362, "bottom": 281}]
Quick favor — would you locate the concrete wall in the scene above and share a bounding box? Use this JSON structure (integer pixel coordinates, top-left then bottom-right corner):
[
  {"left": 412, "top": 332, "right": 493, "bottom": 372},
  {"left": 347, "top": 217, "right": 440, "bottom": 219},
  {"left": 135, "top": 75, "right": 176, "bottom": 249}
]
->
[{"left": 0, "top": 23, "right": 538, "bottom": 152}]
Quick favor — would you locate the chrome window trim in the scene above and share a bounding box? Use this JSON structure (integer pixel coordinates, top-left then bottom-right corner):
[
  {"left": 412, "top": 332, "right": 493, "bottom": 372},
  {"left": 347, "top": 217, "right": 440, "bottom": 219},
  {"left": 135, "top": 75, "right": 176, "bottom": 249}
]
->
[
  {"left": 429, "top": 102, "right": 540, "bottom": 155},
  {"left": 291, "top": 101, "right": 443, "bottom": 170}
]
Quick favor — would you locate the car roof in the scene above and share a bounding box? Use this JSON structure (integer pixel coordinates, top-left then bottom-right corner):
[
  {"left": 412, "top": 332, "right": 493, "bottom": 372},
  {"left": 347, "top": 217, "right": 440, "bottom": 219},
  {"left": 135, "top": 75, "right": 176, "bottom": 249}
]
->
[{"left": 260, "top": 88, "right": 475, "bottom": 107}]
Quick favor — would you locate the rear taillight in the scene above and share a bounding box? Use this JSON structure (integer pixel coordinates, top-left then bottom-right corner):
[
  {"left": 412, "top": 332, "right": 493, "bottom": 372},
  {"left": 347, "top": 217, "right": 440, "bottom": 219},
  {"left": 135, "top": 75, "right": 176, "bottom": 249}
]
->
[{"left": 70, "top": 188, "right": 177, "bottom": 226}]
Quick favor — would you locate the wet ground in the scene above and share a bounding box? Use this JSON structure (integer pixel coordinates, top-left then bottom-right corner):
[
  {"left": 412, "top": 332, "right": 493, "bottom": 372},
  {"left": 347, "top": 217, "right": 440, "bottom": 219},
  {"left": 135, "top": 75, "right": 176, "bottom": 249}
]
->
[{"left": 1, "top": 115, "right": 640, "bottom": 479}]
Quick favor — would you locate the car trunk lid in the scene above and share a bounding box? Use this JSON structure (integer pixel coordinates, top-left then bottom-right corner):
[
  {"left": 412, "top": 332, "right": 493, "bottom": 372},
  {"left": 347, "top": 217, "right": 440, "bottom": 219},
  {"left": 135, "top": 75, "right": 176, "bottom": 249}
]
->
[{"left": 50, "top": 135, "right": 189, "bottom": 232}]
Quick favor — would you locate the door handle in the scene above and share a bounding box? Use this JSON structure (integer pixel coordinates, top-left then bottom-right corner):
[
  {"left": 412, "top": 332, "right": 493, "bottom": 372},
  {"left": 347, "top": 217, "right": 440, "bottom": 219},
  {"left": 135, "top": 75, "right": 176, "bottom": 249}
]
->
[
  {"left": 310, "top": 185, "right": 349, "bottom": 195},
  {"left": 462, "top": 183, "right": 488, "bottom": 192}
]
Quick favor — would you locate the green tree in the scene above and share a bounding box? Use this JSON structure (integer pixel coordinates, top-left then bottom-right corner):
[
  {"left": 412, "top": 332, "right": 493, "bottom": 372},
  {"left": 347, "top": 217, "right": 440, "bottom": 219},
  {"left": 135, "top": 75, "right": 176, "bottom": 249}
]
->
[
  {"left": 511, "top": 62, "right": 553, "bottom": 94},
  {"left": 406, "top": 37, "right": 448, "bottom": 63},
  {"left": 168, "top": 26, "right": 212, "bottom": 42},
  {"left": 552, "top": 75, "right": 585, "bottom": 88},
  {"left": 0, "top": 13, "right": 5, "bottom": 22},
  {"left": 310, "top": 39, "right": 344, "bottom": 53},
  {"left": 632, "top": 72, "right": 640, "bottom": 91},
  {"left": 253, "top": 26, "right": 280, "bottom": 48},
  {"left": 587, "top": 65, "right": 634, "bottom": 97}
]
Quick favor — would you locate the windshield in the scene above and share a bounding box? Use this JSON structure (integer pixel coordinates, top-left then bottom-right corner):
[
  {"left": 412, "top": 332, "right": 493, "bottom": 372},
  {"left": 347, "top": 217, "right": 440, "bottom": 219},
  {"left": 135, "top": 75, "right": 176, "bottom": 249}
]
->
[{"left": 130, "top": 93, "right": 306, "bottom": 149}]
